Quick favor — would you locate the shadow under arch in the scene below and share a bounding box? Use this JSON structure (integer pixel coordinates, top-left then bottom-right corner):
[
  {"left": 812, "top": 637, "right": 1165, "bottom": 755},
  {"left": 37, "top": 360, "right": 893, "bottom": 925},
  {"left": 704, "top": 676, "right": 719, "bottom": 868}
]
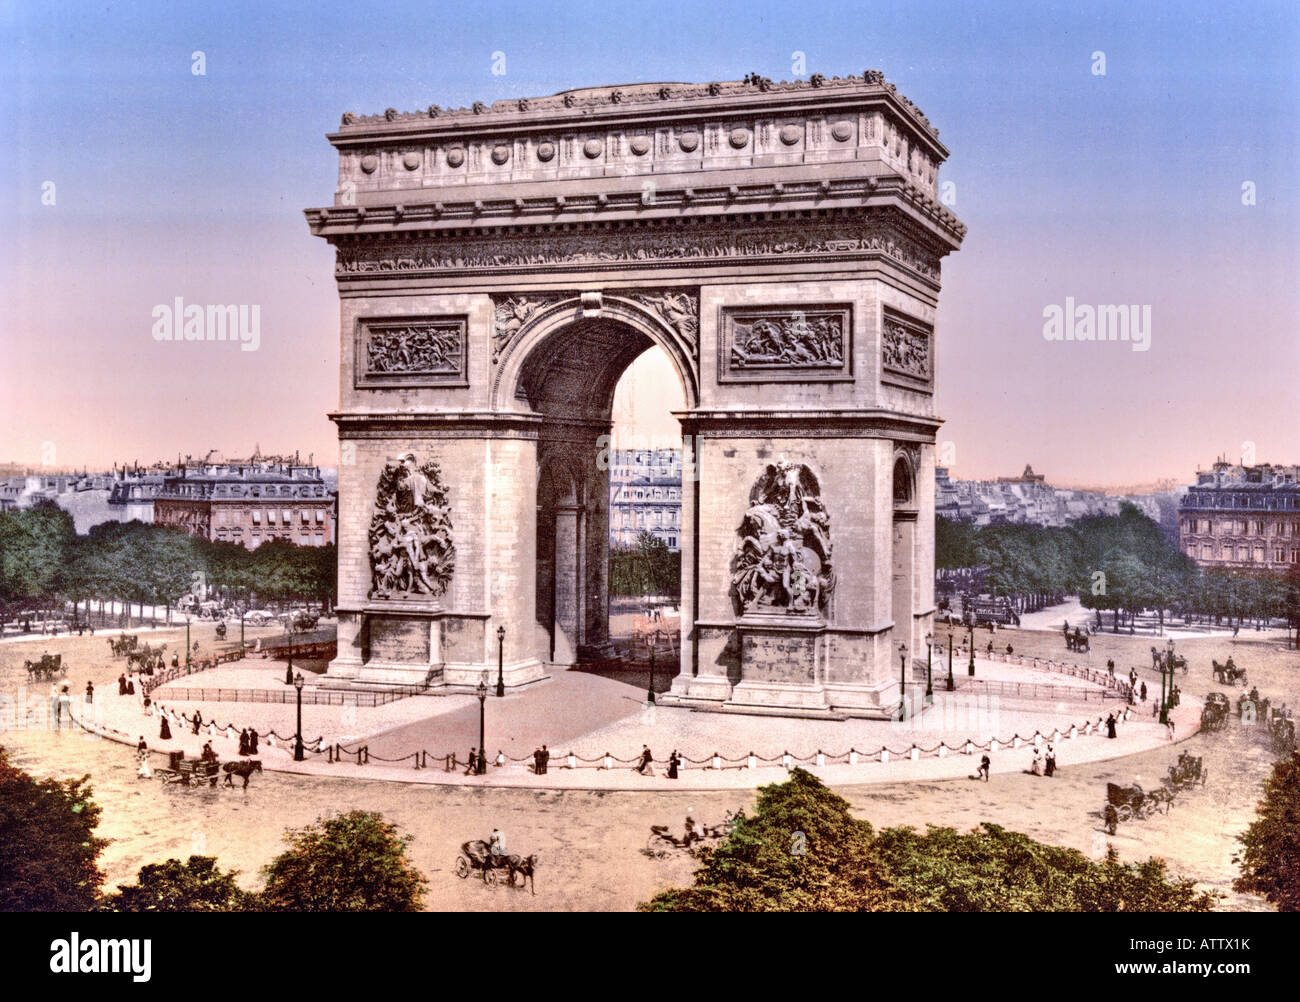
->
[{"left": 491, "top": 295, "right": 700, "bottom": 416}]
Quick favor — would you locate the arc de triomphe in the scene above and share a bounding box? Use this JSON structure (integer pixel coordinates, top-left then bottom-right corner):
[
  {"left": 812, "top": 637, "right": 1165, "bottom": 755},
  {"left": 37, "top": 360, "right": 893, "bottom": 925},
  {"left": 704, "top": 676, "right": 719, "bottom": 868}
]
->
[{"left": 305, "top": 73, "right": 964, "bottom": 716}]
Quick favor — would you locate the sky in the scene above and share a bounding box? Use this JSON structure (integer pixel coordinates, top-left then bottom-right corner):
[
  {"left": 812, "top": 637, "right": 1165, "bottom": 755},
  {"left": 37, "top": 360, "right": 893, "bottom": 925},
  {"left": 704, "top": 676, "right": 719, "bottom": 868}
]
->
[{"left": 2, "top": 0, "right": 1297, "bottom": 486}]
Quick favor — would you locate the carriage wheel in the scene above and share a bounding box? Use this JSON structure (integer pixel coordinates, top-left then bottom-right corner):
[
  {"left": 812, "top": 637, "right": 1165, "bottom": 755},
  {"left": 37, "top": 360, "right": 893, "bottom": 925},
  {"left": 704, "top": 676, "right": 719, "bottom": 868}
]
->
[
  {"left": 454, "top": 856, "right": 469, "bottom": 879},
  {"left": 483, "top": 867, "right": 499, "bottom": 886},
  {"left": 1117, "top": 804, "right": 1133, "bottom": 822}
]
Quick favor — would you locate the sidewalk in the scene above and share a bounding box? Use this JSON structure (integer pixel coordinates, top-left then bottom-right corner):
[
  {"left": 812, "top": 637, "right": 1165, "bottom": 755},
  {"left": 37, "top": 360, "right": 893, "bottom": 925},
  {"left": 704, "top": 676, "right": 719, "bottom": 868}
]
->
[{"left": 67, "top": 668, "right": 1201, "bottom": 792}]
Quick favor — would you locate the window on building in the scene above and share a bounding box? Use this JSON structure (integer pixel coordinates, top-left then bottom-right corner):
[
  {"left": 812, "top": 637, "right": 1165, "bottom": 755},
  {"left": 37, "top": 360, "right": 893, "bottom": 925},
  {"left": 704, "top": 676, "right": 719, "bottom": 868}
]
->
[{"left": 251, "top": 510, "right": 261, "bottom": 524}]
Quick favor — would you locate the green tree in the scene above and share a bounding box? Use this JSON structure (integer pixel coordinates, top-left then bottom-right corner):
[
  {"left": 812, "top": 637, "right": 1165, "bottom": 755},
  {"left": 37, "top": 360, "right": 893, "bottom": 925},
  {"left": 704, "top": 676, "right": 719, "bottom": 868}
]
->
[
  {"left": 261, "top": 811, "right": 428, "bottom": 912},
  {"left": 642, "top": 770, "right": 1215, "bottom": 912},
  {"left": 102, "top": 855, "right": 255, "bottom": 912},
  {"left": 639, "top": 769, "right": 905, "bottom": 912},
  {"left": 0, "top": 501, "right": 76, "bottom": 608},
  {"left": 0, "top": 746, "right": 107, "bottom": 911},
  {"left": 1235, "top": 751, "right": 1300, "bottom": 911}
]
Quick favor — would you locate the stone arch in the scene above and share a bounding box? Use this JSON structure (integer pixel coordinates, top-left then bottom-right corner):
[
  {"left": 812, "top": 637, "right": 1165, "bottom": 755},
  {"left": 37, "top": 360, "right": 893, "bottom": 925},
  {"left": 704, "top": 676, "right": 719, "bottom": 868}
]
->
[
  {"left": 492, "top": 294, "right": 700, "bottom": 415},
  {"left": 892, "top": 452, "right": 917, "bottom": 508}
]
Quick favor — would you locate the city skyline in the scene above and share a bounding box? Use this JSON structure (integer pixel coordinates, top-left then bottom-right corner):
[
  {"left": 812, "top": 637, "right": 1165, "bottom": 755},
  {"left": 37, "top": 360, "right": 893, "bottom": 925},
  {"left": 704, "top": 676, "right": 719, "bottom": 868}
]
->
[{"left": 3, "top": 1, "right": 1297, "bottom": 483}]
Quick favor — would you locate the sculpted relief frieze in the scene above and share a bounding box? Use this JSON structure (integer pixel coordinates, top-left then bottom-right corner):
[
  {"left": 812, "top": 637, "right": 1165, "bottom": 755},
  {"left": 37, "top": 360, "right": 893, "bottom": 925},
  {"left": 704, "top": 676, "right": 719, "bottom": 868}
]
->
[
  {"left": 719, "top": 306, "right": 851, "bottom": 383},
  {"left": 356, "top": 317, "right": 467, "bottom": 387},
  {"left": 881, "top": 308, "right": 933, "bottom": 388},
  {"left": 335, "top": 218, "right": 942, "bottom": 281}
]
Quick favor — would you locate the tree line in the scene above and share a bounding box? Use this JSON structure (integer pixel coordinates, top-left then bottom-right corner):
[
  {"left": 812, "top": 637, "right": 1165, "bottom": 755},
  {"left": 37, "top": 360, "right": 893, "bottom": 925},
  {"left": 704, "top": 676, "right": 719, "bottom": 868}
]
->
[
  {"left": 0, "top": 501, "right": 336, "bottom": 625},
  {"left": 937, "top": 504, "right": 1300, "bottom": 641}
]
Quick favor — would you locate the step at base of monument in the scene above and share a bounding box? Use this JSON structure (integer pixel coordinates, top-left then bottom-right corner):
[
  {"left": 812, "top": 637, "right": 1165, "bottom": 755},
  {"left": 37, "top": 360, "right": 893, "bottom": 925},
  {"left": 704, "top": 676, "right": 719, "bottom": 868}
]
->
[{"left": 694, "top": 702, "right": 848, "bottom": 722}]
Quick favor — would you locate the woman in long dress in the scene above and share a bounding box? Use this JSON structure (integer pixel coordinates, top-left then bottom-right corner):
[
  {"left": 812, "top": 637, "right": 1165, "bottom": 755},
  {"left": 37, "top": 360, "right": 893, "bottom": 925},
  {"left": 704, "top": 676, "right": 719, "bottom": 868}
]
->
[
  {"left": 159, "top": 714, "right": 172, "bottom": 741},
  {"left": 1030, "top": 750, "right": 1044, "bottom": 776},
  {"left": 136, "top": 737, "right": 152, "bottom": 778}
]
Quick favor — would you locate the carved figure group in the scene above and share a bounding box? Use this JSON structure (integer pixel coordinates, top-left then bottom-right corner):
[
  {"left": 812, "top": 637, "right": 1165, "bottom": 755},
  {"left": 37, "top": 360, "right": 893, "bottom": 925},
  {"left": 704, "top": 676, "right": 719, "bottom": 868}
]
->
[
  {"left": 369, "top": 454, "right": 456, "bottom": 599},
  {"left": 730, "top": 315, "right": 843, "bottom": 368},
  {"left": 732, "top": 461, "right": 834, "bottom": 615}
]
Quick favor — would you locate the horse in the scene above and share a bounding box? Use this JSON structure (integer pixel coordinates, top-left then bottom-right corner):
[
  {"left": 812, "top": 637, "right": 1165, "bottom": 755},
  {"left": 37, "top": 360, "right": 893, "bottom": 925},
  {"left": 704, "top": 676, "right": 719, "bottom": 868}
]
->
[
  {"left": 222, "top": 759, "right": 262, "bottom": 790},
  {"left": 506, "top": 853, "right": 539, "bottom": 895}
]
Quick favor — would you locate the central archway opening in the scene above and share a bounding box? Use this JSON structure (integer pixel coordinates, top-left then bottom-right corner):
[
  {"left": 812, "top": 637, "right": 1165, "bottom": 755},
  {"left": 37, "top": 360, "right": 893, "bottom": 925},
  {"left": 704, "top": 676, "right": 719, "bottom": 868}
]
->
[{"left": 516, "top": 316, "right": 687, "bottom": 670}]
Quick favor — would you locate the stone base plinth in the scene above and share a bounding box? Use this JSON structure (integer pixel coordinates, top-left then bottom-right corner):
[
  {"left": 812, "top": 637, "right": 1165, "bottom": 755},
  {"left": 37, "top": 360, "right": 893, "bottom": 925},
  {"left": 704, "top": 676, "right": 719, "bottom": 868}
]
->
[
  {"left": 722, "top": 612, "right": 830, "bottom": 711},
  {"left": 660, "top": 672, "right": 735, "bottom": 706}
]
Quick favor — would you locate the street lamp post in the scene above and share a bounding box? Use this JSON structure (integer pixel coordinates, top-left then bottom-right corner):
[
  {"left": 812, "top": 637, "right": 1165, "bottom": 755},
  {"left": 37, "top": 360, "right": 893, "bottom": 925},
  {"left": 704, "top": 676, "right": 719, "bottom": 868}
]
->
[
  {"left": 947, "top": 631, "right": 955, "bottom": 691},
  {"left": 967, "top": 623, "right": 976, "bottom": 677},
  {"left": 476, "top": 677, "right": 488, "bottom": 775},
  {"left": 239, "top": 605, "right": 245, "bottom": 653},
  {"left": 185, "top": 615, "right": 192, "bottom": 673},
  {"left": 925, "top": 632, "right": 934, "bottom": 705},
  {"left": 293, "top": 671, "right": 305, "bottom": 761},
  {"left": 898, "top": 642, "right": 908, "bottom": 721},
  {"left": 284, "top": 614, "right": 295, "bottom": 686},
  {"left": 496, "top": 625, "right": 506, "bottom": 697},
  {"left": 647, "top": 631, "right": 658, "bottom": 704},
  {"left": 1161, "top": 639, "right": 1175, "bottom": 725}
]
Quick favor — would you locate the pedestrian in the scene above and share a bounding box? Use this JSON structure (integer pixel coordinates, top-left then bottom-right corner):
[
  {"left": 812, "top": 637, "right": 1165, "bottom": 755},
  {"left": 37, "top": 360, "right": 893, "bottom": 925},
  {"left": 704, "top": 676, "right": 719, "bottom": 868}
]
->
[
  {"left": 1045, "top": 743, "right": 1057, "bottom": 777},
  {"left": 667, "top": 749, "right": 680, "bottom": 779},
  {"left": 977, "top": 754, "right": 991, "bottom": 781},
  {"left": 1165, "top": 718, "right": 1176, "bottom": 741},
  {"left": 540, "top": 745, "right": 550, "bottom": 774},
  {"left": 159, "top": 713, "right": 172, "bottom": 741},
  {"left": 1107, "top": 658, "right": 1115, "bottom": 676},
  {"left": 1030, "top": 749, "right": 1044, "bottom": 776},
  {"left": 532, "top": 746, "right": 542, "bottom": 774},
  {"left": 136, "top": 737, "right": 152, "bottom": 778},
  {"left": 118, "top": 673, "right": 128, "bottom": 696},
  {"left": 248, "top": 727, "right": 258, "bottom": 754},
  {"left": 1106, "top": 713, "right": 1117, "bottom": 739},
  {"left": 85, "top": 681, "right": 94, "bottom": 704},
  {"left": 494, "top": 749, "right": 505, "bottom": 768},
  {"left": 1140, "top": 681, "right": 1148, "bottom": 702},
  {"left": 191, "top": 712, "right": 202, "bottom": 735},
  {"left": 239, "top": 728, "right": 250, "bottom": 756},
  {"left": 465, "top": 748, "right": 477, "bottom": 775},
  {"left": 125, "top": 677, "right": 135, "bottom": 696},
  {"left": 171, "top": 653, "right": 179, "bottom": 668},
  {"left": 1122, "top": 705, "right": 1131, "bottom": 724},
  {"left": 635, "top": 745, "right": 653, "bottom": 775}
]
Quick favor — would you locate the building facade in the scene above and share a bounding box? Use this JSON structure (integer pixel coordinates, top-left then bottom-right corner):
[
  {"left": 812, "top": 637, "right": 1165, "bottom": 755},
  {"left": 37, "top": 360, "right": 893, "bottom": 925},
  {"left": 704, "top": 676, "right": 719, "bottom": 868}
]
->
[
  {"left": 609, "top": 449, "right": 683, "bottom": 551},
  {"left": 1179, "top": 462, "right": 1300, "bottom": 571},
  {"left": 153, "top": 457, "right": 334, "bottom": 548}
]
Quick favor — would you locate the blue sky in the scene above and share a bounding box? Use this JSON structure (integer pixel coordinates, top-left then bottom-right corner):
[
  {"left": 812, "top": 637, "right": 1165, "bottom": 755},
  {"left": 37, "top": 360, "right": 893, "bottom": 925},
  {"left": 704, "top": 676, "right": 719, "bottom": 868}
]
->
[{"left": 2, "top": 0, "right": 1297, "bottom": 483}]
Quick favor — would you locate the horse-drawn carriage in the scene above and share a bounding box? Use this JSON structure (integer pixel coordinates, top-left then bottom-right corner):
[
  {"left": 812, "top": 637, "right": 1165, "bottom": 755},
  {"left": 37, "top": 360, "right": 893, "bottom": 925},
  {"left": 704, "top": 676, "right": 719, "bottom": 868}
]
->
[
  {"left": 1270, "top": 714, "right": 1297, "bottom": 756},
  {"left": 1201, "top": 692, "right": 1231, "bottom": 732},
  {"left": 127, "top": 643, "right": 167, "bottom": 674},
  {"left": 23, "top": 653, "right": 65, "bottom": 682},
  {"left": 1212, "top": 658, "right": 1247, "bottom": 686},
  {"left": 1066, "top": 628, "right": 1090, "bottom": 653},
  {"left": 108, "top": 633, "right": 139, "bottom": 658},
  {"left": 1102, "top": 781, "right": 1174, "bottom": 834},
  {"left": 155, "top": 753, "right": 221, "bottom": 788},
  {"left": 454, "top": 840, "right": 538, "bottom": 893},
  {"left": 1151, "top": 647, "right": 1188, "bottom": 675},
  {"left": 1166, "top": 751, "right": 1206, "bottom": 788}
]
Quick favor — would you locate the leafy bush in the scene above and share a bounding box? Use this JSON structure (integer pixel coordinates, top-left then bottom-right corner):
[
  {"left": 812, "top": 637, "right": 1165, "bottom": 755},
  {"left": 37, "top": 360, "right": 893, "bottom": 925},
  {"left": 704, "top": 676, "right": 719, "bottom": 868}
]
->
[
  {"left": 261, "top": 810, "right": 427, "bottom": 912},
  {"left": 102, "top": 855, "right": 255, "bottom": 912}
]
